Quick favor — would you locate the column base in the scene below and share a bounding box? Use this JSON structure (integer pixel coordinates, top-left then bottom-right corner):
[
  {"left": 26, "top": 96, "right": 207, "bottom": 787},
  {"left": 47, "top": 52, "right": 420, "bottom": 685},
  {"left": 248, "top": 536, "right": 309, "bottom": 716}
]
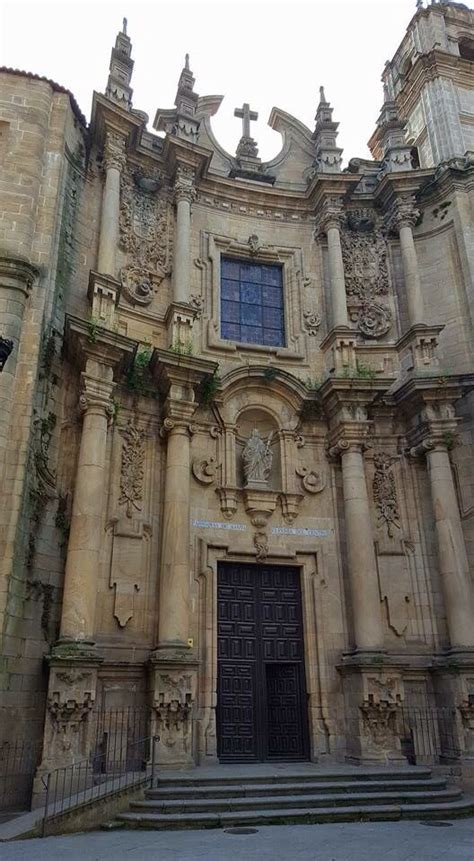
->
[
  {"left": 149, "top": 648, "right": 199, "bottom": 768},
  {"left": 433, "top": 650, "right": 474, "bottom": 760}
]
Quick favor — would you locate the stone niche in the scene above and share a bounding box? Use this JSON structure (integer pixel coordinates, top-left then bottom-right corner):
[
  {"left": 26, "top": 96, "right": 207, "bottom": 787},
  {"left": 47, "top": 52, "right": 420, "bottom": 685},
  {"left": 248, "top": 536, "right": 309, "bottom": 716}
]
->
[{"left": 236, "top": 408, "right": 281, "bottom": 490}]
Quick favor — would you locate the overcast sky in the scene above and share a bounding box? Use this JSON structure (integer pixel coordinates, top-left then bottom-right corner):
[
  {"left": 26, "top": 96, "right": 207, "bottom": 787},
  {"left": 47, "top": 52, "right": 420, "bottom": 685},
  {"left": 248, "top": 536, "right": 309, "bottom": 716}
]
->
[{"left": 2, "top": 0, "right": 418, "bottom": 164}]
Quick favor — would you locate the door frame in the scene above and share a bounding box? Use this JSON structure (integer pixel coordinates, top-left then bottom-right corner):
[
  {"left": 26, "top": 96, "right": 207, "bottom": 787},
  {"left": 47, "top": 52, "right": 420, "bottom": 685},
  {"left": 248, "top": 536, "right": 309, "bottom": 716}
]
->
[{"left": 194, "top": 540, "right": 336, "bottom": 764}]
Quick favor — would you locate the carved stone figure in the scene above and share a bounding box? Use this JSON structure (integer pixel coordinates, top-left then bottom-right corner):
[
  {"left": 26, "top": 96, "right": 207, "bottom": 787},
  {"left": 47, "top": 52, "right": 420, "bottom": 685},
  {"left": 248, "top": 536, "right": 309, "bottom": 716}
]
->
[{"left": 242, "top": 429, "right": 273, "bottom": 486}]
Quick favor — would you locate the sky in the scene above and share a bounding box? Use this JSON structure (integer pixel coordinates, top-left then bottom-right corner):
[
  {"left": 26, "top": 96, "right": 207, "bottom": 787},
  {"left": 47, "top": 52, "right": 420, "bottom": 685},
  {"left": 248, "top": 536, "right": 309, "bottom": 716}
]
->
[{"left": 1, "top": 0, "right": 418, "bottom": 165}]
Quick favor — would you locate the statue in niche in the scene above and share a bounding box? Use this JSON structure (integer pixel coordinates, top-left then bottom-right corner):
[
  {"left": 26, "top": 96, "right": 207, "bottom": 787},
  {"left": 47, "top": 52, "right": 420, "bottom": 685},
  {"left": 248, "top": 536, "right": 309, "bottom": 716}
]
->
[{"left": 242, "top": 429, "right": 273, "bottom": 487}]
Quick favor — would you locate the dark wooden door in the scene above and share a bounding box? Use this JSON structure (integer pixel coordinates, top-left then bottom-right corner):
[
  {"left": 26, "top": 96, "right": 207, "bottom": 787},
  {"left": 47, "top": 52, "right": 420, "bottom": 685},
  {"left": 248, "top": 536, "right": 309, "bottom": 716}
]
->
[{"left": 217, "top": 563, "right": 308, "bottom": 762}]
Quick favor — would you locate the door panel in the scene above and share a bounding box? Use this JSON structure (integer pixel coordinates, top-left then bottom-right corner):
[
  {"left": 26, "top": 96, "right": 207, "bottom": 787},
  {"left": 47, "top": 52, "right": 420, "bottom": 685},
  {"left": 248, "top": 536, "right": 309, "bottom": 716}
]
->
[{"left": 217, "top": 562, "right": 308, "bottom": 762}]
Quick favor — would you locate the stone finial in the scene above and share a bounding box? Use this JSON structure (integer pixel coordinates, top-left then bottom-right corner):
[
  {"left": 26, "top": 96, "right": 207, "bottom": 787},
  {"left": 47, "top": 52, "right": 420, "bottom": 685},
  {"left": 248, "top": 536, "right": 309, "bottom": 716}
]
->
[
  {"left": 310, "top": 86, "right": 343, "bottom": 175},
  {"left": 416, "top": 0, "right": 423, "bottom": 9},
  {"left": 154, "top": 55, "right": 200, "bottom": 142},
  {"left": 105, "top": 22, "right": 134, "bottom": 109},
  {"left": 375, "top": 93, "right": 413, "bottom": 176}
]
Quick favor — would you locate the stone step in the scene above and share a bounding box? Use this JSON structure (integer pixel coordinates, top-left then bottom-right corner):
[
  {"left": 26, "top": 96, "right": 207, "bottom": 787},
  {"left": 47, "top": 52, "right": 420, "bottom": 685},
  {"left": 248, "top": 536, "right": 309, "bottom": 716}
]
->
[
  {"left": 131, "top": 787, "right": 461, "bottom": 814},
  {"left": 117, "top": 797, "right": 474, "bottom": 830},
  {"left": 152, "top": 767, "right": 433, "bottom": 788},
  {"left": 145, "top": 776, "right": 448, "bottom": 800}
]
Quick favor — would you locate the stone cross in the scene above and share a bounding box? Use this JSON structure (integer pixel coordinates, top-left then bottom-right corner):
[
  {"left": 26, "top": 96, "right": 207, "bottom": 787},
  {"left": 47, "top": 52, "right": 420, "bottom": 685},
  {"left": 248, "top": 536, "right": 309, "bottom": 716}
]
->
[{"left": 234, "top": 103, "right": 258, "bottom": 139}]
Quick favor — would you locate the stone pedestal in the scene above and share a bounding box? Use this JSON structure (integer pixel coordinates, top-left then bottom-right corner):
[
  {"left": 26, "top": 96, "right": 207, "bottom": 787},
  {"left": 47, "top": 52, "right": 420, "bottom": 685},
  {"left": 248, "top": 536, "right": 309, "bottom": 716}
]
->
[
  {"left": 87, "top": 270, "right": 121, "bottom": 330},
  {"left": 149, "top": 652, "right": 198, "bottom": 768},
  {"left": 32, "top": 644, "right": 102, "bottom": 806},
  {"left": 164, "top": 301, "right": 197, "bottom": 351},
  {"left": 341, "top": 658, "right": 405, "bottom": 764},
  {"left": 396, "top": 324, "right": 444, "bottom": 377},
  {"left": 320, "top": 327, "right": 357, "bottom": 376}
]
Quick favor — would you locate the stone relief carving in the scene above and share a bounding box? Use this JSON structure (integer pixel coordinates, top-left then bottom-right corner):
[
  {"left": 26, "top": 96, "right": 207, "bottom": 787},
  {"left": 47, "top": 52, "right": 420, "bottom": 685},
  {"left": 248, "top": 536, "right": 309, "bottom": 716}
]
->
[
  {"left": 119, "top": 167, "right": 172, "bottom": 305},
  {"left": 341, "top": 212, "right": 391, "bottom": 339},
  {"left": 302, "top": 310, "right": 322, "bottom": 335},
  {"left": 189, "top": 294, "right": 204, "bottom": 318},
  {"left": 296, "top": 465, "right": 326, "bottom": 494},
  {"left": 242, "top": 429, "right": 273, "bottom": 487},
  {"left": 356, "top": 301, "right": 392, "bottom": 339},
  {"left": 248, "top": 233, "right": 263, "bottom": 255},
  {"left": 119, "top": 423, "right": 146, "bottom": 518},
  {"left": 373, "top": 452, "right": 401, "bottom": 538},
  {"left": 359, "top": 676, "right": 403, "bottom": 759},
  {"left": 47, "top": 692, "right": 94, "bottom": 736},
  {"left": 152, "top": 672, "right": 194, "bottom": 761},
  {"left": 192, "top": 456, "right": 219, "bottom": 485},
  {"left": 55, "top": 670, "right": 91, "bottom": 686},
  {"left": 253, "top": 525, "right": 269, "bottom": 562}
]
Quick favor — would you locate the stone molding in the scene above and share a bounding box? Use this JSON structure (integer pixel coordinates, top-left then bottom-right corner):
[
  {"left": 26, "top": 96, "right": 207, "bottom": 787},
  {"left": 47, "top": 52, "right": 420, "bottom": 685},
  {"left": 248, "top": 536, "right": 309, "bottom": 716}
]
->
[
  {"left": 313, "top": 197, "right": 345, "bottom": 236},
  {"left": 0, "top": 256, "right": 39, "bottom": 296}
]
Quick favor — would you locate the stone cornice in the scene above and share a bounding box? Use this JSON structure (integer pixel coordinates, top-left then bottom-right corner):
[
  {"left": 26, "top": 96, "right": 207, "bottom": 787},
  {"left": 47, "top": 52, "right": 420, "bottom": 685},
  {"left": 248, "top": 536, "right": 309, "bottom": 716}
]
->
[
  {"left": 64, "top": 315, "right": 137, "bottom": 376},
  {"left": 150, "top": 348, "right": 218, "bottom": 399},
  {"left": 90, "top": 91, "right": 144, "bottom": 152}
]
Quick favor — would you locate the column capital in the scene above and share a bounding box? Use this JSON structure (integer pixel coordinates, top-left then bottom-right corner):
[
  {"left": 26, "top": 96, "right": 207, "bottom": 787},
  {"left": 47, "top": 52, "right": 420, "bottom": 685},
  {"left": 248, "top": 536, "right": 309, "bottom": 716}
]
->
[
  {"left": 79, "top": 372, "right": 116, "bottom": 421},
  {"left": 0, "top": 255, "right": 39, "bottom": 296},
  {"left": 103, "top": 130, "right": 127, "bottom": 172},
  {"left": 173, "top": 164, "right": 197, "bottom": 204},
  {"left": 313, "top": 196, "right": 345, "bottom": 237},
  {"left": 326, "top": 427, "right": 373, "bottom": 460},
  {"left": 385, "top": 195, "right": 420, "bottom": 233}
]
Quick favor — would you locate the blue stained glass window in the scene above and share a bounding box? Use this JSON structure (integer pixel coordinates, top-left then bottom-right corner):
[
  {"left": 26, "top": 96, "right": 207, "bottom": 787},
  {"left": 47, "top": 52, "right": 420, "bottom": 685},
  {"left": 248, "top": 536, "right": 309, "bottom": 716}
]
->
[{"left": 220, "top": 257, "right": 285, "bottom": 347}]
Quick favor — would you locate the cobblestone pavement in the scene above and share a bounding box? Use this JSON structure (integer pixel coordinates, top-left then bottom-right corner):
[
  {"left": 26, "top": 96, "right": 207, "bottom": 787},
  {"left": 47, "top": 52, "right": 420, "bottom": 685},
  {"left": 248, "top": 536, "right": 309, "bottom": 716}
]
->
[{"left": 1, "top": 819, "right": 474, "bottom": 860}]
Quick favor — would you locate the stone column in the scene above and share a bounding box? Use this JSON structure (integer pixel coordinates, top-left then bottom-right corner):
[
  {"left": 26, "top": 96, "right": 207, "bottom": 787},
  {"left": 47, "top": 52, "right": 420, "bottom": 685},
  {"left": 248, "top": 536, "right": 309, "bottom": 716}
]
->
[
  {"left": 331, "top": 439, "right": 384, "bottom": 651},
  {"left": 315, "top": 200, "right": 349, "bottom": 329},
  {"left": 158, "top": 418, "right": 193, "bottom": 649},
  {"left": 389, "top": 199, "right": 424, "bottom": 326},
  {"left": 172, "top": 165, "right": 196, "bottom": 305},
  {"left": 97, "top": 131, "right": 126, "bottom": 277},
  {"left": 422, "top": 440, "right": 474, "bottom": 650},
  {"left": 59, "top": 361, "right": 115, "bottom": 643}
]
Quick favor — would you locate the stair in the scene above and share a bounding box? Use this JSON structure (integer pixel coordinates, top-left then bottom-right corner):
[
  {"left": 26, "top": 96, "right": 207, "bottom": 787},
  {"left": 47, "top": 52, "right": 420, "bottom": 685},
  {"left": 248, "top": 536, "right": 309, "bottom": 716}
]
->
[{"left": 111, "top": 765, "right": 474, "bottom": 830}]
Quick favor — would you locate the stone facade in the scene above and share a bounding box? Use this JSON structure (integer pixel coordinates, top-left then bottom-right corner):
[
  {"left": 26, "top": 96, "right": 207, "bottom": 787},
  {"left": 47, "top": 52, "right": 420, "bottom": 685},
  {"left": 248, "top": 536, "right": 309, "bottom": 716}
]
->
[{"left": 0, "top": 2, "right": 473, "bottom": 789}]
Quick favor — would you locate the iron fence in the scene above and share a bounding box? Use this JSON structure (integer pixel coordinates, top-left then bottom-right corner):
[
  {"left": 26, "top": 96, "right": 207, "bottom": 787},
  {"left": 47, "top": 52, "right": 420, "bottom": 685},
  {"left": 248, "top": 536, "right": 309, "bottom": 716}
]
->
[
  {"left": 41, "top": 733, "right": 159, "bottom": 837},
  {"left": 397, "top": 706, "right": 462, "bottom": 764},
  {"left": 0, "top": 739, "right": 42, "bottom": 811}
]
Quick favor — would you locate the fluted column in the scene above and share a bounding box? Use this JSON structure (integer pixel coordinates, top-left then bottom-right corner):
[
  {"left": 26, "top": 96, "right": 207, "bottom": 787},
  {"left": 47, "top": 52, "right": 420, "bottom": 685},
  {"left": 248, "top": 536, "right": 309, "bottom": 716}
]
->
[
  {"left": 331, "top": 439, "right": 384, "bottom": 651},
  {"left": 417, "top": 439, "right": 474, "bottom": 650},
  {"left": 172, "top": 166, "right": 196, "bottom": 305},
  {"left": 59, "top": 363, "right": 115, "bottom": 642},
  {"left": 158, "top": 417, "right": 193, "bottom": 650},
  {"left": 389, "top": 198, "right": 424, "bottom": 326},
  {"left": 315, "top": 199, "right": 349, "bottom": 328},
  {"left": 97, "top": 131, "right": 126, "bottom": 277}
]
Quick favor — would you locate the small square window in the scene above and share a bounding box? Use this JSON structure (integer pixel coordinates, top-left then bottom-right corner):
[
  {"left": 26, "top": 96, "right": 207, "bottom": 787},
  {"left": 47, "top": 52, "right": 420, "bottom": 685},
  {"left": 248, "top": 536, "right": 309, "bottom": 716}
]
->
[{"left": 220, "top": 257, "right": 284, "bottom": 348}]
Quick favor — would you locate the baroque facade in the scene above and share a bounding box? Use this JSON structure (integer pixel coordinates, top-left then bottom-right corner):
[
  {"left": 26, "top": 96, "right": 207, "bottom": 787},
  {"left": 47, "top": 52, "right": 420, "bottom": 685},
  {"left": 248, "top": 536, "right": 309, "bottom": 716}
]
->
[{"left": 0, "top": 1, "right": 474, "bottom": 786}]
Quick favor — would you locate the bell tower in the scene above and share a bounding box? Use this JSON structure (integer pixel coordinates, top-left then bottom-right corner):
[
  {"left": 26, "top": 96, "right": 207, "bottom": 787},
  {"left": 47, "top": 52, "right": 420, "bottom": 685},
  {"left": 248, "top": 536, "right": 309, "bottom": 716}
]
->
[{"left": 370, "top": 1, "right": 474, "bottom": 168}]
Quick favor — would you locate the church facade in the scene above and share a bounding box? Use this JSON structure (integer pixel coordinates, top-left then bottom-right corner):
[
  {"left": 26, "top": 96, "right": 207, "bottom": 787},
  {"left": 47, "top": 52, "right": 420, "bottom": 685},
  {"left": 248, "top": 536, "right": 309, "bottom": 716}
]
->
[{"left": 1, "top": 1, "right": 474, "bottom": 788}]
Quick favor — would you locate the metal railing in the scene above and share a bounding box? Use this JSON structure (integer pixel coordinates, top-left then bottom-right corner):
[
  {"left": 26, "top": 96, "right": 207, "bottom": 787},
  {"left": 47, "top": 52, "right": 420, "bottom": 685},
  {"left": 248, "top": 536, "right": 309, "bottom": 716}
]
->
[
  {"left": 41, "top": 734, "right": 159, "bottom": 837},
  {"left": 0, "top": 739, "right": 42, "bottom": 811},
  {"left": 397, "top": 706, "right": 462, "bottom": 764}
]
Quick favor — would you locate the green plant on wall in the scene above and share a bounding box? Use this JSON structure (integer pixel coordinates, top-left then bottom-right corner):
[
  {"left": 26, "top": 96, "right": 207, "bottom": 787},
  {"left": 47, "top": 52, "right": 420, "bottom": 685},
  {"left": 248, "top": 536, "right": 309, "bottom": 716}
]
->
[
  {"left": 170, "top": 339, "right": 194, "bottom": 356},
  {"left": 125, "top": 345, "right": 153, "bottom": 396},
  {"left": 200, "top": 369, "right": 221, "bottom": 406}
]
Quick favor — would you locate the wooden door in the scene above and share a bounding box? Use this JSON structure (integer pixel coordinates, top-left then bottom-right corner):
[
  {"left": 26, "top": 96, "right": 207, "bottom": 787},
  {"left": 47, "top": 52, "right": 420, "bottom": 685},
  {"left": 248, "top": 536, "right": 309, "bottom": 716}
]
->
[{"left": 217, "top": 562, "right": 308, "bottom": 762}]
